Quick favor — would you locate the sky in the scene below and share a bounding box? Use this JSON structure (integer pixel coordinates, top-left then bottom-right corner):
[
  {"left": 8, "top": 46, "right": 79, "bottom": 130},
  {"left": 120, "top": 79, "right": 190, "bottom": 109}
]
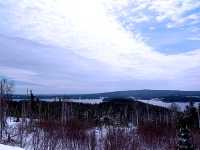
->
[{"left": 0, "top": 0, "right": 200, "bottom": 94}]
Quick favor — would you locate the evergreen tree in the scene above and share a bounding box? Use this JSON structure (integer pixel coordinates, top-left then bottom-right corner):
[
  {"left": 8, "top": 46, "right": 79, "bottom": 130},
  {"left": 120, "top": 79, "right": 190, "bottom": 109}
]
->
[
  {"left": 177, "top": 113, "right": 194, "bottom": 150},
  {"left": 177, "top": 127, "right": 194, "bottom": 150},
  {"left": 185, "top": 100, "right": 199, "bottom": 128}
]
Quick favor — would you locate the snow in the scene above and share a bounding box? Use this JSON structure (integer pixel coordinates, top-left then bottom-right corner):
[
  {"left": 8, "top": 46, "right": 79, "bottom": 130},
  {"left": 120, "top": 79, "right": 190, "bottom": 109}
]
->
[
  {"left": 136, "top": 98, "right": 200, "bottom": 111},
  {"left": 0, "top": 144, "right": 24, "bottom": 150},
  {"left": 68, "top": 97, "right": 200, "bottom": 111},
  {"left": 46, "top": 97, "right": 199, "bottom": 110},
  {"left": 37, "top": 98, "right": 104, "bottom": 104},
  {"left": 137, "top": 99, "right": 172, "bottom": 108},
  {"left": 64, "top": 98, "right": 103, "bottom": 104},
  {"left": 6, "top": 117, "right": 20, "bottom": 127}
]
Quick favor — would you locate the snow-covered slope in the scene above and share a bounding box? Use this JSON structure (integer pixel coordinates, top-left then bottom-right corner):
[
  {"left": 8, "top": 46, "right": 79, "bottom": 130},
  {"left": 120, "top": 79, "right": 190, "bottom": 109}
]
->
[
  {"left": 137, "top": 99, "right": 200, "bottom": 111},
  {"left": 57, "top": 97, "right": 199, "bottom": 111},
  {"left": 64, "top": 98, "right": 103, "bottom": 104},
  {"left": 0, "top": 144, "right": 23, "bottom": 150}
]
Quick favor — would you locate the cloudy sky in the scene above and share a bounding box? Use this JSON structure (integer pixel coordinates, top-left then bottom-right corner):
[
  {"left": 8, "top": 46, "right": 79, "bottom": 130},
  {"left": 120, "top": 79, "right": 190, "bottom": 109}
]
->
[{"left": 0, "top": 0, "right": 200, "bottom": 94}]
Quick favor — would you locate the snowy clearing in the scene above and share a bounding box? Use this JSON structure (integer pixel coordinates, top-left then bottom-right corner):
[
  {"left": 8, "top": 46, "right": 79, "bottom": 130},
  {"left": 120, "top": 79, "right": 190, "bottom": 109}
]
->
[{"left": 0, "top": 144, "right": 23, "bottom": 150}]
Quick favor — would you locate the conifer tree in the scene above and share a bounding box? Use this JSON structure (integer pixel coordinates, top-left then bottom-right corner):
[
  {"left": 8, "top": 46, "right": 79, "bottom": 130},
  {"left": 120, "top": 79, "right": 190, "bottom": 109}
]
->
[
  {"left": 177, "top": 127, "right": 194, "bottom": 150},
  {"left": 177, "top": 113, "right": 194, "bottom": 150}
]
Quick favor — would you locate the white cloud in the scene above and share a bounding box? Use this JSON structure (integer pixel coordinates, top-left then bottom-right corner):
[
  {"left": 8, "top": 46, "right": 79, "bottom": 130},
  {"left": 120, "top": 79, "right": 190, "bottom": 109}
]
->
[
  {"left": 149, "top": 0, "right": 200, "bottom": 27},
  {"left": 107, "top": 0, "right": 200, "bottom": 28},
  {"left": 187, "top": 37, "right": 200, "bottom": 41},
  {"left": 0, "top": 66, "right": 38, "bottom": 85},
  {"left": 0, "top": 0, "right": 200, "bottom": 92}
]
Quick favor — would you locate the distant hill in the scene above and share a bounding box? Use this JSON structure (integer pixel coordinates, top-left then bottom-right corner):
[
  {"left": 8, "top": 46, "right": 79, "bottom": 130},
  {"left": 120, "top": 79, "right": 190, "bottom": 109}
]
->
[{"left": 12, "top": 90, "right": 200, "bottom": 102}]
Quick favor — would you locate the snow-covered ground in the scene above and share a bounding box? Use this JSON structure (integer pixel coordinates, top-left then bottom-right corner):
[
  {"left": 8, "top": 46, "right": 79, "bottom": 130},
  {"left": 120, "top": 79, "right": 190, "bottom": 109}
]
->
[
  {"left": 62, "top": 97, "right": 199, "bottom": 111},
  {"left": 15, "top": 97, "right": 199, "bottom": 111},
  {"left": 136, "top": 98, "right": 200, "bottom": 111},
  {"left": 49, "top": 97, "right": 199, "bottom": 111},
  {"left": 0, "top": 144, "right": 23, "bottom": 150},
  {"left": 64, "top": 98, "right": 104, "bottom": 104}
]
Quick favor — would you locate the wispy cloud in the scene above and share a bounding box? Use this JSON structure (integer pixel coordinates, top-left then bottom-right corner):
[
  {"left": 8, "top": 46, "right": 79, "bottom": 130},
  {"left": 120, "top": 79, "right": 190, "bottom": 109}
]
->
[
  {"left": 108, "top": 0, "right": 200, "bottom": 29},
  {"left": 0, "top": 0, "right": 200, "bottom": 93}
]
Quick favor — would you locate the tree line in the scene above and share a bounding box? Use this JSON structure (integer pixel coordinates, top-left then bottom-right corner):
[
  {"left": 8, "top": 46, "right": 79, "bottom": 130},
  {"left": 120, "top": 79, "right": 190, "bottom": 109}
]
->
[{"left": 0, "top": 78, "right": 200, "bottom": 149}]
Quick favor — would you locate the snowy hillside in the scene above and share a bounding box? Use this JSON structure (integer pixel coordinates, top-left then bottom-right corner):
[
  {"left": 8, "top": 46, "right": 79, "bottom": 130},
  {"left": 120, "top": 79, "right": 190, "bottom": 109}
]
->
[
  {"left": 61, "top": 97, "right": 199, "bottom": 111},
  {"left": 66, "top": 98, "right": 103, "bottom": 104},
  {"left": 137, "top": 98, "right": 200, "bottom": 111},
  {"left": 0, "top": 144, "right": 23, "bottom": 150}
]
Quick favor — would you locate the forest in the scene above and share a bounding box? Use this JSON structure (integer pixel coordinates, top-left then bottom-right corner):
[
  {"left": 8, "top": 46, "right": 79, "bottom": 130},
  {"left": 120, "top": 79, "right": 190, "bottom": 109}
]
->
[{"left": 0, "top": 79, "right": 200, "bottom": 149}]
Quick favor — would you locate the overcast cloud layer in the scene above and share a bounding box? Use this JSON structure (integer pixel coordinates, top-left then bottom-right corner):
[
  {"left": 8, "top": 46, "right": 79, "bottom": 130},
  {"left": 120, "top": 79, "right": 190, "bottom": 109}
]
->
[{"left": 0, "top": 0, "right": 200, "bottom": 94}]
